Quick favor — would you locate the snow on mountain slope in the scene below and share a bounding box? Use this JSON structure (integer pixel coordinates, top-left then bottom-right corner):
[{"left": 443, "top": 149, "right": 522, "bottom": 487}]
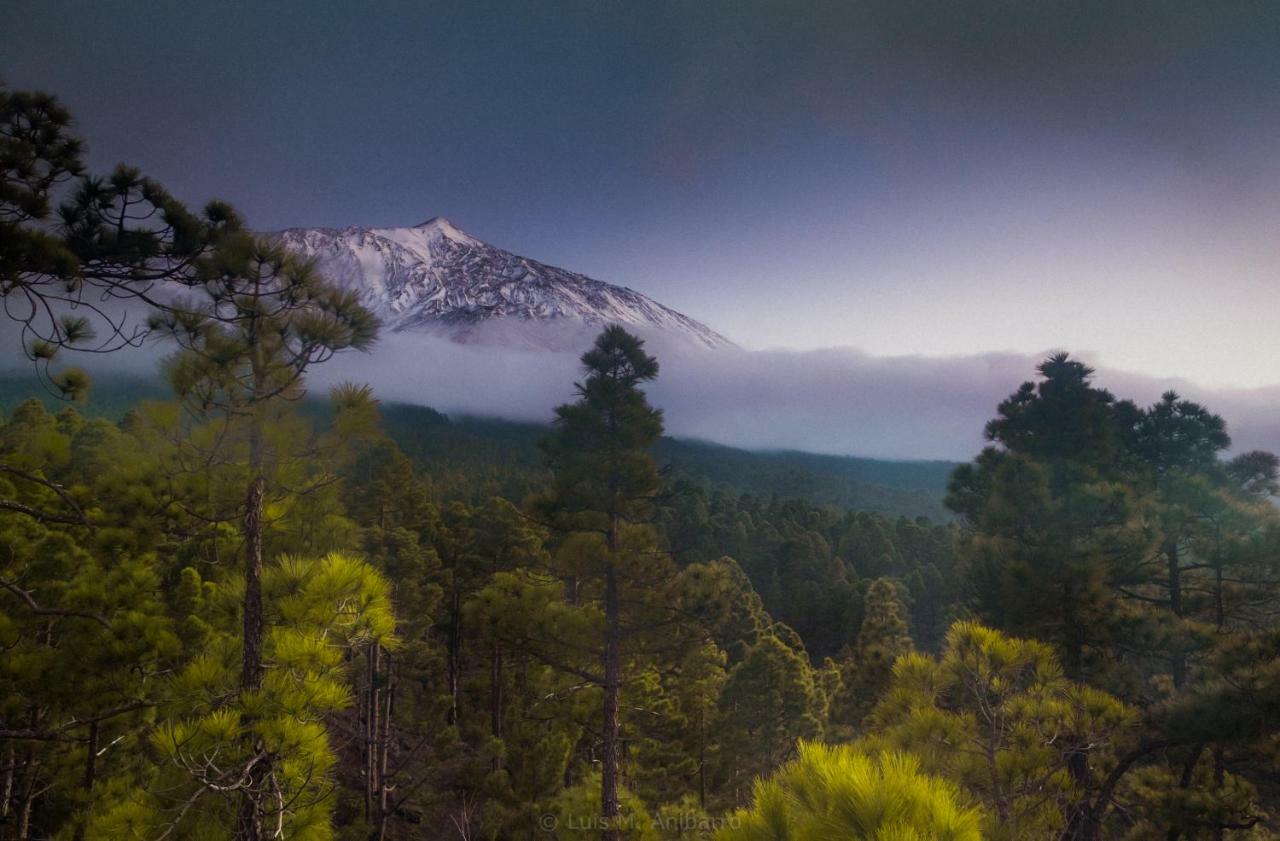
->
[{"left": 273, "top": 217, "right": 734, "bottom": 351}]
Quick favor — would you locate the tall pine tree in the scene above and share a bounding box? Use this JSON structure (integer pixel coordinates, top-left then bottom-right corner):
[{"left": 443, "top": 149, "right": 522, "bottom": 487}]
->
[{"left": 534, "top": 325, "right": 683, "bottom": 839}]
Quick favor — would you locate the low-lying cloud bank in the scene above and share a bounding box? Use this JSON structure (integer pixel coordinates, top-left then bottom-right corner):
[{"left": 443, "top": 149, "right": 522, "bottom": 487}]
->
[
  {"left": 39, "top": 331, "right": 1279, "bottom": 462},
  {"left": 306, "top": 334, "right": 1278, "bottom": 462}
]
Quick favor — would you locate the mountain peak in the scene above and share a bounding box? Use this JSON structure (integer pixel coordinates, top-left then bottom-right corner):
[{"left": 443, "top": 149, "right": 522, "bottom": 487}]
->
[
  {"left": 412, "top": 216, "right": 476, "bottom": 244},
  {"left": 273, "top": 220, "right": 735, "bottom": 351}
]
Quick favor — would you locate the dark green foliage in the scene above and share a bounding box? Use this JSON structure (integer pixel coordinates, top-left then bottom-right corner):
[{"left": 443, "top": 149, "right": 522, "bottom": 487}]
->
[
  {"left": 654, "top": 438, "right": 954, "bottom": 520},
  {"left": 659, "top": 484, "right": 959, "bottom": 660},
  {"left": 832, "top": 576, "right": 915, "bottom": 730},
  {"left": 538, "top": 324, "right": 664, "bottom": 534},
  {"left": 719, "top": 634, "right": 826, "bottom": 794},
  {"left": 948, "top": 355, "right": 1154, "bottom": 681}
]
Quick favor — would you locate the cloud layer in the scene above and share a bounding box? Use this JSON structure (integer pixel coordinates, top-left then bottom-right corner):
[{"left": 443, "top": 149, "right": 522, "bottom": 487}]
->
[
  {"left": 301, "top": 335, "right": 1278, "bottom": 462},
  {"left": 26, "top": 326, "right": 1276, "bottom": 463}
]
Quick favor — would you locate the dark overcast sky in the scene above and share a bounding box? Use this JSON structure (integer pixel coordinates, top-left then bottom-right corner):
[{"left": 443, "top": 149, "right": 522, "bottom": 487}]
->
[{"left": 5, "top": 0, "right": 1280, "bottom": 387}]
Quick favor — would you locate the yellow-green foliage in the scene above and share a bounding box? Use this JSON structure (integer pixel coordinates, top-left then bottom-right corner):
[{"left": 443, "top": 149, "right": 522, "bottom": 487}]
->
[
  {"left": 91, "top": 553, "right": 395, "bottom": 840},
  {"left": 717, "top": 741, "right": 983, "bottom": 841},
  {"left": 867, "top": 621, "right": 1135, "bottom": 840}
]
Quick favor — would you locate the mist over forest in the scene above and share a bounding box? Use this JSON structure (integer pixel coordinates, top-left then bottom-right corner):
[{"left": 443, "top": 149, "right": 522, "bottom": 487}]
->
[{"left": 23, "top": 330, "right": 1280, "bottom": 462}]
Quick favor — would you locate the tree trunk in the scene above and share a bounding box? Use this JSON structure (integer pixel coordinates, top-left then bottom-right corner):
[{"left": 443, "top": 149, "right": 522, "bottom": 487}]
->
[
  {"left": 447, "top": 581, "right": 462, "bottom": 727},
  {"left": 1212, "top": 745, "right": 1226, "bottom": 841},
  {"left": 1166, "top": 540, "right": 1186, "bottom": 688},
  {"left": 987, "top": 731, "right": 1010, "bottom": 823},
  {"left": 365, "top": 643, "right": 381, "bottom": 821},
  {"left": 490, "top": 643, "right": 503, "bottom": 772},
  {"left": 2, "top": 743, "right": 13, "bottom": 822},
  {"left": 1060, "top": 739, "right": 1183, "bottom": 841},
  {"left": 697, "top": 706, "right": 706, "bottom": 810},
  {"left": 236, "top": 417, "right": 268, "bottom": 841},
  {"left": 1061, "top": 749, "right": 1095, "bottom": 841},
  {"left": 600, "top": 508, "right": 623, "bottom": 841},
  {"left": 70, "top": 722, "right": 99, "bottom": 841},
  {"left": 81, "top": 722, "right": 98, "bottom": 793},
  {"left": 16, "top": 792, "right": 32, "bottom": 841},
  {"left": 601, "top": 558, "right": 621, "bottom": 841},
  {"left": 13, "top": 713, "right": 37, "bottom": 841},
  {"left": 15, "top": 751, "right": 37, "bottom": 841},
  {"left": 1166, "top": 743, "right": 1206, "bottom": 841},
  {"left": 376, "top": 651, "right": 393, "bottom": 841},
  {"left": 241, "top": 477, "right": 265, "bottom": 688}
]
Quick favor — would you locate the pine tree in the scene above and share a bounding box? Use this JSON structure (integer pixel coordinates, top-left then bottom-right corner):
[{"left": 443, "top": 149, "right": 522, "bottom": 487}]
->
[
  {"left": 947, "top": 354, "right": 1152, "bottom": 682},
  {"left": 833, "top": 576, "right": 914, "bottom": 730},
  {"left": 718, "top": 634, "right": 824, "bottom": 803},
  {"left": 530, "top": 325, "right": 703, "bottom": 840},
  {"left": 1134, "top": 391, "right": 1231, "bottom": 689}
]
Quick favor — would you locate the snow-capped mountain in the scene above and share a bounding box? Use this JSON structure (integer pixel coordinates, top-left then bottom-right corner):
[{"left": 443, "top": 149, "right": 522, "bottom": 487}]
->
[{"left": 273, "top": 218, "right": 734, "bottom": 351}]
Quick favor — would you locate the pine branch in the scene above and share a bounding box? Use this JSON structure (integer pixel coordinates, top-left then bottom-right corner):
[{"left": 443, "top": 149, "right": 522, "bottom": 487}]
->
[
  {"left": 0, "top": 700, "right": 151, "bottom": 741},
  {"left": 0, "top": 463, "right": 88, "bottom": 526},
  {"left": 0, "top": 577, "right": 110, "bottom": 628}
]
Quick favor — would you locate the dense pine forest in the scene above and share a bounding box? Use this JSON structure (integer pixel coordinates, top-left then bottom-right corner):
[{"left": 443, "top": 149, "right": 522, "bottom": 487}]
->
[{"left": 4, "top": 85, "right": 1280, "bottom": 841}]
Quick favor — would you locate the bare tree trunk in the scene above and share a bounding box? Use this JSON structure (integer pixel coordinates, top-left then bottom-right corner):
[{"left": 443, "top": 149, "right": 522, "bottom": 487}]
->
[
  {"left": 13, "top": 712, "right": 38, "bottom": 841},
  {"left": 241, "top": 469, "right": 265, "bottom": 686}
]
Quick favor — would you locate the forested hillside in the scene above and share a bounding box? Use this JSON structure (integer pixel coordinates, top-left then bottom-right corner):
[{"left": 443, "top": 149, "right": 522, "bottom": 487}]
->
[{"left": 3, "top": 85, "right": 1280, "bottom": 841}]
